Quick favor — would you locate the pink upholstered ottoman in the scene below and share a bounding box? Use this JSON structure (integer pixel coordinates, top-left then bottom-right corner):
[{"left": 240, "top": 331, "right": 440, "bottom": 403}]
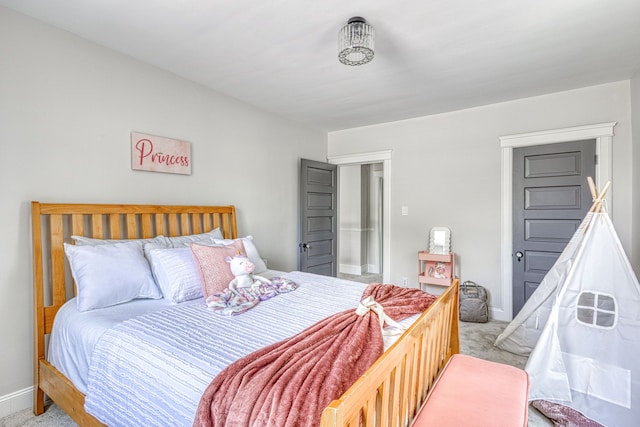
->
[{"left": 411, "top": 354, "right": 529, "bottom": 427}]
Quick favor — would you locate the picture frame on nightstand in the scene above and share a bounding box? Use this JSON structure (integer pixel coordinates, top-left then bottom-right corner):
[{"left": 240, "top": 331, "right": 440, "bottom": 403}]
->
[{"left": 418, "top": 251, "right": 455, "bottom": 287}]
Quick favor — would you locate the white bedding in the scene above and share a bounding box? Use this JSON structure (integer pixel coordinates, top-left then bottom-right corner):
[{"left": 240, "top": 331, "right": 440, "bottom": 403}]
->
[
  {"left": 48, "top": 269, "right": 288, "bottom": 393},
  {"left": 48, "top": 296, "right": 173, "bottom": 393},
  {"left": 48, "top": 271, "right": 414, "bottom": 426}
]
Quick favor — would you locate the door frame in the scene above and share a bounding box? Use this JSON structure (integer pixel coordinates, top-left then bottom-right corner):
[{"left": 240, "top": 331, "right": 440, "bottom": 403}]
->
[
  {"left": 370, "top": 169, "right": 384, "bottom": 274},
  {"left": 327, "top": 150, "right": 392, "bottom": 284},
  {"left": 498, "top": 122, "right": 616, "bottom": 320}
]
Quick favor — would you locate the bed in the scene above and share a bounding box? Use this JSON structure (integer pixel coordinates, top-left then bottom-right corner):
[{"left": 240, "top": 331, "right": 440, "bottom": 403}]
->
[{"left": 31, "top": 201, "right": 459, "bottom": 426}]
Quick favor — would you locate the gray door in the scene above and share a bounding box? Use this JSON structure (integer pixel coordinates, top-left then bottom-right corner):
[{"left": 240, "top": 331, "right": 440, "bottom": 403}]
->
[
  {"left": 299, "top": 158, "right": 337, "bottom": 276},
  {"left": 512, "top": 140, "right": 596, "bottom": 315}
]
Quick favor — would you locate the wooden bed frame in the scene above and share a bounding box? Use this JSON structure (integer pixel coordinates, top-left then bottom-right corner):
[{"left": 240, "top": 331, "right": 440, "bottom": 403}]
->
[{"left": 32, "top": 201, "right": 459, "bottom": 427}]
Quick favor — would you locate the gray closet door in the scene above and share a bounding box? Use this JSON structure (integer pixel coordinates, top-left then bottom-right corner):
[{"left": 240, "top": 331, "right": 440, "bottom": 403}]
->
[
  {"left": 512, "top": 140, "right": 596, "bottom": 315},
  {"left": 298, "top": 158, "right": 337, "bottom": 276}
]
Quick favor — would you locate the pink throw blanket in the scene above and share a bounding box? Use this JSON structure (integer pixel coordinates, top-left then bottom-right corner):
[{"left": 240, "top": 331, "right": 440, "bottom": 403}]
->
[{"left": 193, "top": 283, "right": 437, "bottom": 427}]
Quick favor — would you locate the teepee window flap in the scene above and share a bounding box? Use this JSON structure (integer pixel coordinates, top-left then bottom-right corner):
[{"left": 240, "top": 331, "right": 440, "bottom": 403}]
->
[{"left": 576, "top": 291, "right": 617, "bottom": 328}]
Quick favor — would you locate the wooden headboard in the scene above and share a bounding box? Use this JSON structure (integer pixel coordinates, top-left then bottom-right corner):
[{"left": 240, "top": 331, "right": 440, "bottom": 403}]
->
[{"left": 31, "top": 201, "right": 237, "bottom": 417}]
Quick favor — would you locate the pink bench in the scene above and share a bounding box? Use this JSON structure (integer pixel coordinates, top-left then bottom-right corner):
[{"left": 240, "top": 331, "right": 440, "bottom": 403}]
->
[{"left": 412, "top": 354, "right": 529, "bottom": 427}]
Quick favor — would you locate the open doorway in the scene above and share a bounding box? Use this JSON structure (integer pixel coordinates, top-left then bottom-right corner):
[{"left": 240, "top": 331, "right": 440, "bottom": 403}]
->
[
  {"left": 328, "top": 149, "right": 392, "bottom": 284},
  {"left": 336, "top": 163, "right": 383, "bottom": 284}
]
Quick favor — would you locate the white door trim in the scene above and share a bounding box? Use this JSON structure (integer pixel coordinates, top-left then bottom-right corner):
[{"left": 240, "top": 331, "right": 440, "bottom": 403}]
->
[
  {"left": 498, "top": 123, "right": 616, "bottom": 320},
  {"left": 328, "top": 150, "right": 392, "bottom": 283}
]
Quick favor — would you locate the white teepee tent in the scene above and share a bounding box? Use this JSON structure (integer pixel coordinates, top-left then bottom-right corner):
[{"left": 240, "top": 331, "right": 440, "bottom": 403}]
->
[{"left": 495, "top": 179, "right": 640, "bottom": 426}]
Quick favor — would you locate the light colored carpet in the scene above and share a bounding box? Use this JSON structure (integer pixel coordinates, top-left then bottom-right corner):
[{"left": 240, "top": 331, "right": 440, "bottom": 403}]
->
[
  {"left": 1, "top": 321, "right": 552, "bottom": 427},
  {"left": 0, "top": 403, "right": 76, "bottom": 427},
  {"left": 337, "top": 272, "right": 383, "bottom": 284}
]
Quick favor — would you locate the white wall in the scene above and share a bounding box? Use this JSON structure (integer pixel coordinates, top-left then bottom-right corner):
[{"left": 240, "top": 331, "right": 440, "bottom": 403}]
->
[
  {"left": 328, "top": 81, "right": 634, "bottom": 319},
  {"left": 0, "top": 6, "right": 326, "bottom": 408},
  {"left": 631, "top": 72, "right": 640, "bottom": 273},
  {"left": 338, "top": 165, "right": 363, "bottom": 274},
  {"left": 366, "top": 164, "right": 384, "bottom": 274}
]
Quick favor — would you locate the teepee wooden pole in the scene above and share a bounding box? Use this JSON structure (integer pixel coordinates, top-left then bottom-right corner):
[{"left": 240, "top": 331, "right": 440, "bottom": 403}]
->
[
  {"left": 587, "top": 176, "right": 598, "bottom": 200},
  {"left": 587, "top": 177, "right": 611, "bottom": 213},
  {"left": 599, "top": 181, "right": 611, "bottom": 200}
]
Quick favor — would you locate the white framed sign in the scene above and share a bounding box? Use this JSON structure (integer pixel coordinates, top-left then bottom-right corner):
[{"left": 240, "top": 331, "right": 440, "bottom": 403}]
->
[{"left": 131, "top": 132, "right": 191, "bottom": 175}]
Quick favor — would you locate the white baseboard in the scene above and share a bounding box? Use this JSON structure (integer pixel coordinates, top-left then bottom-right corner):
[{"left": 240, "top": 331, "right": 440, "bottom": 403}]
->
[
  {"left": 490, "top": 306, "right": 509, "bottom": 322},
  {"left": 0, "top": 386, "right": 32, "bottom": 418},
  {"left": 365, "top": 263, "right": 381, "bottom": 274},
  {"left": 339, "top": 264, "right": 362, "bottom": 275}
]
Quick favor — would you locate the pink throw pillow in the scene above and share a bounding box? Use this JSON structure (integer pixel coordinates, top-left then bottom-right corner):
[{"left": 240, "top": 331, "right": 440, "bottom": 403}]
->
[{"left": 190, "top": 241, "right": 246, "bottom": 298}]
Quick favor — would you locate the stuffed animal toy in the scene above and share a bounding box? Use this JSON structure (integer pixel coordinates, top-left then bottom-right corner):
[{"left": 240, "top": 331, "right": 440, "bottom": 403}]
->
[{"left": 226, "top": 254, "right": 271, "bottom": 292}]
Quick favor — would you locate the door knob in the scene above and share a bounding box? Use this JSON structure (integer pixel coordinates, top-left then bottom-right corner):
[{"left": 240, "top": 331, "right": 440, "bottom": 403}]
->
[
  {"left": 299, "top": 242, "right": 312, "bottom": 252},
  {"left": 515, "top": 251, "right": 524, "bottom": 262}
]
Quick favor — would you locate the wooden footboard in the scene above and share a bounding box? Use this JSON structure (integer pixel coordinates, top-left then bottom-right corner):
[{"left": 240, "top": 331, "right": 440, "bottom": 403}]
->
[{"left": 320, "top": 279, "right": 459, "bottom": 427}]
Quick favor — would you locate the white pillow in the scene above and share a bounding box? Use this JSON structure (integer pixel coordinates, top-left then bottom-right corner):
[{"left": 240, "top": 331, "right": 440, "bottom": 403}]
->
[
  {"left": 147, "top": 246, "right": 203, "bottom": 303},
  {"left": 165, "top": 228, "right": 224, "bottom": 247},
  {"left": 71, "top": 230, "right": 225, "bottom": 254},
  {"left": 72, "top": 235, "right": 170, "bottom": 260},
  {"left": 212, "top": 236, "right": 267, "bottom": 273},
  {"left": 72, "top": 235, "right": 168, "bottom": 248},
  {"left": 64, "top": 241, "right": 162, "bottom": 312}
]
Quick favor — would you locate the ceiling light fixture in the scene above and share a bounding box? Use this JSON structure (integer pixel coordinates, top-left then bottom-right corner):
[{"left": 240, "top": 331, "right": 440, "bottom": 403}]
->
[{"left": 338, "top": 17, "right": 375, "bottom": 66}]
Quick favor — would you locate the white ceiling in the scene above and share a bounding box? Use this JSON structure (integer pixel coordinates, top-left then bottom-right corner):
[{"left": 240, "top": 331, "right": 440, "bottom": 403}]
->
[{"left": 2, "top": 0, "right": 640, "bottom": 131}]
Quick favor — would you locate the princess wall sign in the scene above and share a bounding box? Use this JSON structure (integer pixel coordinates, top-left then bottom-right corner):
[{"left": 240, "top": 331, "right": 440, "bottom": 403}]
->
[{"left": 131, "top": 131, "right": 191, "bottom": 175}]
